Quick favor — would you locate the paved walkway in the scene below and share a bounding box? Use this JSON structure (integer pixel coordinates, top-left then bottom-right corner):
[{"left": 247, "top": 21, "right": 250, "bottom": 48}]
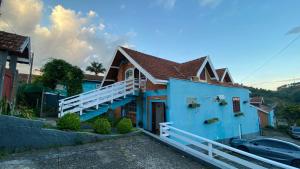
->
[{"left": 0, "top": 134, "right": 210, "bottom": 169}]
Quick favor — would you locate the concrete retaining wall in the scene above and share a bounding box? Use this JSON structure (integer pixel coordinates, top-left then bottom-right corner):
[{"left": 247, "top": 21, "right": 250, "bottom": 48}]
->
[{"left": 0, "top": 115, "right": 134, "bottom": 153}]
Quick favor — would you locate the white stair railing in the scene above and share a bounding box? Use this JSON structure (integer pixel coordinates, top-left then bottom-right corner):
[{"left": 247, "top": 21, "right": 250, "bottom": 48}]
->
[
  {"left": 58, "top": 79, "right": 139, "bottom": 117},
  {"left": 160, "top": 122, "right": 297, "bottom": 169}
]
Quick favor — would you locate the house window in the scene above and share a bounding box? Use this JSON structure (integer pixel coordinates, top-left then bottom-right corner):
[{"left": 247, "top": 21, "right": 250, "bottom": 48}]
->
[
  {"left": 232, "top": 97, "right": 241, "bottom": 112},
  {"left": 125, "top": 68, "right": 134, "bottom": 80}
]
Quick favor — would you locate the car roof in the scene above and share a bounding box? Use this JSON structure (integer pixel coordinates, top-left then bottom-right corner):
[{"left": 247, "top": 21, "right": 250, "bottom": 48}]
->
[{"left": 252, "top": 138, "right": 300, "bottom": 148}]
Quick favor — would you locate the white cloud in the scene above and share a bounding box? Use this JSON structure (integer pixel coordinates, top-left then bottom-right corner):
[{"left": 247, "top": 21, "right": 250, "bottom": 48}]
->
[
  {"left": 0, "top": 0, "right": 133, "bottom": 72},
  {"left": 87, "top": 10, "right": 97, "bottom": 17},
  {"left": 198, "top": 0, "right": 222, "bottom": 8},
  {"left": 98, "top": 23, "right": 105, "bottom": 31},
  {"left": 156, "top": 0, "right": 176, "bottom": 9},
  {"left": 0, "top": 0, "right": 43, "bottom": 34}
]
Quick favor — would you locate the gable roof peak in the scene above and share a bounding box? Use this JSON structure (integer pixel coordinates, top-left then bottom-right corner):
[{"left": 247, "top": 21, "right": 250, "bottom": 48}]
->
[{"left": 120, "top": 46, "right": 179, "bottom": 65}]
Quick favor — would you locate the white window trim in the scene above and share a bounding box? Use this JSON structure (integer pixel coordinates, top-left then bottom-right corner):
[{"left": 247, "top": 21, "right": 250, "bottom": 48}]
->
[
  {"left": 220, "top": 68, "right": 234, "bottom": 83},
  {"left": 196, "top": 56, "right": 219, "bottom": 81},
  {"left": 125, "top": 67, "right": 135, "bottom": 80}
]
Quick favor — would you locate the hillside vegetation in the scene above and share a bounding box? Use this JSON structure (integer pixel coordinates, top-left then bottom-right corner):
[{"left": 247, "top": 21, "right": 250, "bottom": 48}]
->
[{"left": 247, "top": 82, "right": 300, "bottom": 124}]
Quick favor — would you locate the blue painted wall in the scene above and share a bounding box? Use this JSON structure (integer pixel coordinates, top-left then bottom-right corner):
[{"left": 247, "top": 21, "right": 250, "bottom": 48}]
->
[
  {"left": 167, "top": 78, "right": 260, "bottom": 141},
  {"left": 82, "top": 81, "right": 100, "bottom": 92},
  {"left": 268, "top": 110, "right": 275, "bottom": 127},
  {"left": 139, "top": 90, "right": 167, "bottom": 130}
]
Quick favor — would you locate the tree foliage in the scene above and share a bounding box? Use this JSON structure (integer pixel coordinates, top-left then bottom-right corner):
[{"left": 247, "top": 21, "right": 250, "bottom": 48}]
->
[
  {"left": 247, "top": 84, "right": 300, "bottom": 124},
  {"left": 41, "top": 59, "right": 84, "bottom": 96},
  {"left": 277, "top": 104, "right": 300, "bottom": 125},
  {"left": 86, "top": 61, "right": 106, "bottom": 75}
]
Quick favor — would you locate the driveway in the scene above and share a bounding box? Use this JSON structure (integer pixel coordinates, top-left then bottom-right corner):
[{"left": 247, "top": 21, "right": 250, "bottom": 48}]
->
[{"left": 0, "top": 133, "right": 210, "bottom": 169}]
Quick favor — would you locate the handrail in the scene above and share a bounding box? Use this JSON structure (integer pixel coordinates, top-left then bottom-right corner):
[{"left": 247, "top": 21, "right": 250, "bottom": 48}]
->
[
  {"left": 160, "top": 122, "right": 297, "bottom": 169},
  {"left": 58, "top": 78, "right": 138, "bottom": 117},
  {"left": 59, "top": 78, "right": 135, "bottom": 103}
]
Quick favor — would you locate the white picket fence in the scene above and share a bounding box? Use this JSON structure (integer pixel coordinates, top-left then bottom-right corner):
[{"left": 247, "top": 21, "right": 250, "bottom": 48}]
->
[
  {"left": 58, "top": 79, "right": 139, "bottom": 117},
  {"left": 160, "top": 122, "right": 297, "bottom": 169}
]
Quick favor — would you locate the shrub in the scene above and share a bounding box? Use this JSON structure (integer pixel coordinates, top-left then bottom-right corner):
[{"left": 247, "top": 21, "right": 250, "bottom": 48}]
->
[
  {"left": 18, "top": 106, "right": 35, "bottom": 119},
  {"left": 57, "top": 113, "right": 80, "bottom": 131},
  {"left": 116, "top": 118, "right": 133, "bottom": 134},
  {"left": 93, "top": 118, "right": 111, "bottom": 134}
]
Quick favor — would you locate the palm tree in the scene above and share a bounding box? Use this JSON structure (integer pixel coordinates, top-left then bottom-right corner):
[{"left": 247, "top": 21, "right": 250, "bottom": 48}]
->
[{"left": 86, "top": 61, "right": 106, "bottom": 76}]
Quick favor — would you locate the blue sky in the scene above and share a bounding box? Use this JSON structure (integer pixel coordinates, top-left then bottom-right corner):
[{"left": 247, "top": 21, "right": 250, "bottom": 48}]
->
[{"left": 1, "top": 0, "right": 300, "bottom": 90}]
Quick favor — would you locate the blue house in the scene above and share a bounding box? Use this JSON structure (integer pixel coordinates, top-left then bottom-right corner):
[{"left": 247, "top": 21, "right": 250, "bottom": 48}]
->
[
  {"left": 101, "top": 47, "right": 260, "bottom": 141},
  {"left": 59, "top": 46, "right": 260, "bottom": 142},
  {"left": 82, "top": 74, "right": 103, "bottom": 92}
]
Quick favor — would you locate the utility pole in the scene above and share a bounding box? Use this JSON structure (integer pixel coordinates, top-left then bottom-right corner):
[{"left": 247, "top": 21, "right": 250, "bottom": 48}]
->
[{"left": 28, "top": 52, "right": 34, "bottom": 84}]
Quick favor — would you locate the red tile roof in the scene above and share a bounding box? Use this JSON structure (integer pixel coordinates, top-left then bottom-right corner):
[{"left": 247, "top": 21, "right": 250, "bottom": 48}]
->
[
  {"left": 119, "top": 47, "right": 243, "bottom": 88},
  {"left": 179, "top": 57, "right": 207, "bottom": 79},
  {"left": 250, "top": 97, "right": 263, "bottom": 103},
  {"left": 83, "top": 74, "right": 103, "bottom": 82},
  {"left": 216, "top": 68, "right": 226, "bottom": 79},
  {"left": 0, "top": 31, "right": 31, "bottom": 63},
  {"left": 0, "top": 31, "right": 28, "bottom": 53},
  {"left": 121, "top": 47, "right": 206, "bottom": 80}
]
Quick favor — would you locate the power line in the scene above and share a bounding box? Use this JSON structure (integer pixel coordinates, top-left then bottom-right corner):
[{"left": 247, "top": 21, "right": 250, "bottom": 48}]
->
[{"left": 241, "top": 33, "right": 300, "bottom": 83}]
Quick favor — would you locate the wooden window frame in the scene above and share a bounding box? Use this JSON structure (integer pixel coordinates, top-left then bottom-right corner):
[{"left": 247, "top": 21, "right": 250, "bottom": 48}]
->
[{"left": 232, "top": 97, "right": 241, "bottom": 113}]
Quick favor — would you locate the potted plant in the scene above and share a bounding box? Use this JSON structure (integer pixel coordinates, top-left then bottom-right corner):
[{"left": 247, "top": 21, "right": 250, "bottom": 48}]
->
[
  {"left": 234, "top": 112, "right": 244, "bottom": 117},
  {"left": 219, "top": 99, "right": 228, "bottom": 106},
  {"left": 204, "top": 117, "right": 219, "bottom": 124},
  {"left": 188, "top": 101, "right": 200, "bottom": 108}
]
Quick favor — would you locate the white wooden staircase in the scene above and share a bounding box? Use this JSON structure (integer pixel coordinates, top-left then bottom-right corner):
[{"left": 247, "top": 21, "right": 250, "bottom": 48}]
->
[{"left": 58, "top": 79, "right": 139, "bottom": 121}]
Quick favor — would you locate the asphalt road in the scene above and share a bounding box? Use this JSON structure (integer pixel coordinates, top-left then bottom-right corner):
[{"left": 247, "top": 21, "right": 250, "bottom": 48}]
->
[{"left": 0, "top": 133, "right": 210, "bottom": 169}]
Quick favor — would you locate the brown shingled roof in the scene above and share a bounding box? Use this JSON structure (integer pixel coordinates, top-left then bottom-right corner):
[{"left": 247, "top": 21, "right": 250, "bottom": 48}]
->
[{"left": 121, "top": 47, "right": 206, "bottom": 80}]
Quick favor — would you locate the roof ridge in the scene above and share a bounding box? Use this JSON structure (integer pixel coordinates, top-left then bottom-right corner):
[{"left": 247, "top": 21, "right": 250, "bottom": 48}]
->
[
  {"left": 121, "top": 46, "right": 180, "bottom": 65},
  {"left": 179, "top": 56, "right": 207, "bottom": 65}
]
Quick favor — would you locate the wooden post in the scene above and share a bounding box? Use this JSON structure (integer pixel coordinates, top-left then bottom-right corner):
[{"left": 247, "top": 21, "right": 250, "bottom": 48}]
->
[
  {"left": 9, "top": 55, "right": 17, "bottom": 102},
  {"left": 0, "top": 51, "right": 8, "bottom": 99}
]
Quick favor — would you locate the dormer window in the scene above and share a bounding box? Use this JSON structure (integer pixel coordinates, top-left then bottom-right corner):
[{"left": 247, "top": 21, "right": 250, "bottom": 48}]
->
[{"left": 125, "top": 68, "right": 134, "bottom": 80}]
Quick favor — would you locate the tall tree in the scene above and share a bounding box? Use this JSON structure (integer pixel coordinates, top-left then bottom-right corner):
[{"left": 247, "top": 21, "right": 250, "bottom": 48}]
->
[
  {"left": 41, "top": 59, "right": 83, "bottom": 96},
  {"left": 86, "top": 61, "right": 106, "bottom": 75}
]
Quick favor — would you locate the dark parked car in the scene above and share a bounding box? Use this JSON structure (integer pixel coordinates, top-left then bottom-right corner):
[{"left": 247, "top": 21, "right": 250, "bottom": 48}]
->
[
  {"left": 288, "top": 126, "right": 300, "bottom": 139},
  {"left": 230, "top": 137, "right": 300, "bottom": 167}
]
